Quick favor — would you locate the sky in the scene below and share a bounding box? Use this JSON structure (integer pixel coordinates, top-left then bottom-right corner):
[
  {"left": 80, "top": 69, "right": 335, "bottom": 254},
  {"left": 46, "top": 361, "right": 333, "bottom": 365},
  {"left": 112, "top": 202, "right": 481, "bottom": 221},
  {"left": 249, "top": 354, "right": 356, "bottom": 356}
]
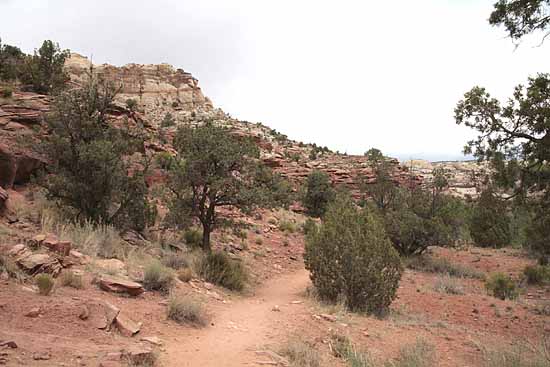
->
[{"left": 1, "top": 0, "right": 549, "bottom": 161}]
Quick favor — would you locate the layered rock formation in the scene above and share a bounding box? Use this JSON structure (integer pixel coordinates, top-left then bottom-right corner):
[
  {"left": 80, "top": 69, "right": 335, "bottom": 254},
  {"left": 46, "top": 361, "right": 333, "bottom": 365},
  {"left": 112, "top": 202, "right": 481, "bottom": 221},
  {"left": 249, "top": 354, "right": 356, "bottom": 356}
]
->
[
  {"left": 0, "top": 54, "right": 421, "bottom": 198},
  {"left": 404, "top": 159, "right": 490, "bottom": 197}
]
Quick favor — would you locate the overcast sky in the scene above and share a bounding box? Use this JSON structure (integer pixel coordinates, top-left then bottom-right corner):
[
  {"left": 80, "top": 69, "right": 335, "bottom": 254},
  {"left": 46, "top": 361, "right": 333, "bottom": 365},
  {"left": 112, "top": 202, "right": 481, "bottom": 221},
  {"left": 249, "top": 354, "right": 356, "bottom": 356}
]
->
[{"left": 1, "top": 0, "right": 549, "bottom": 160}]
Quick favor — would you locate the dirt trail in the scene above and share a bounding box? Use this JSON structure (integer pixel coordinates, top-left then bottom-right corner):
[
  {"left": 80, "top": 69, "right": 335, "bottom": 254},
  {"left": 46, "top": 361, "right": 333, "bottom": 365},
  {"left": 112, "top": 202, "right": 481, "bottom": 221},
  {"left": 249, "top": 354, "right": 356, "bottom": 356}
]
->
[{"left": 162, "top": 268, "right": 311, "bottom": 367}]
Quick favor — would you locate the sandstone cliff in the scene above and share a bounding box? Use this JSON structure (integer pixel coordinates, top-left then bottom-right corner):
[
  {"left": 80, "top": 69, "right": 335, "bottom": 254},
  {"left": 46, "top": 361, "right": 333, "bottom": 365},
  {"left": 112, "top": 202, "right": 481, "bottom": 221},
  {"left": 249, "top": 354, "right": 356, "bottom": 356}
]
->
[{"left": 0, "top": 54, "right": 422, "bottom": 201}]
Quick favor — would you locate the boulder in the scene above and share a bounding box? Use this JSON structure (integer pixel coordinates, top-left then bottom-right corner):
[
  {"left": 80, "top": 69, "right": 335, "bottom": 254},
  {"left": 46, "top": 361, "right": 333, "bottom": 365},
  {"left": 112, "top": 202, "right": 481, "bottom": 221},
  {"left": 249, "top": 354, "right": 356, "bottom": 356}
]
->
[
  {"left": 98, "top": 275, "right": 144, "bottom": 296},
  {"left": 30, "top": 234, "right": 72, "bottom": 256},
  {"left": 85, "top": 300, "right": 120, "bottom": 330},
  {"left": 122, "top": 345, "right": 155, "bottom": 366},
  {"left": 16, "top": 253, "right": 62, "bottom": 276},
  {"left": 115, "top": 313, "right": 142, "bottom": 337}
]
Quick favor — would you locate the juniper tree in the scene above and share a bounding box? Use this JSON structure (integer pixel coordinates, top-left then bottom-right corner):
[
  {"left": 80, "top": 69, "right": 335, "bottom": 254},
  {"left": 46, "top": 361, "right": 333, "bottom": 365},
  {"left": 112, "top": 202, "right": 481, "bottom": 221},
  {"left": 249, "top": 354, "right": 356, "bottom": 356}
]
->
[{"left": 41, "top": 73, "right": 155, "bottom": 231}]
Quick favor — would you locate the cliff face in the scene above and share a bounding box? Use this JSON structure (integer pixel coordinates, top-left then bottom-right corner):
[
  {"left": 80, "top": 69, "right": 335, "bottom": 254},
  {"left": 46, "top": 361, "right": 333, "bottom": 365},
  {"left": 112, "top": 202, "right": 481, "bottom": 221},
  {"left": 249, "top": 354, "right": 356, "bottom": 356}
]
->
[
  {"left": 0, "top": 54, "right": 422, "bottom": 201},
  {"left": 405, "top": 159, "right": 490, "bottom": 197},
  {"left": 65, "top": 53, "right": 213, "bottom": 114}
]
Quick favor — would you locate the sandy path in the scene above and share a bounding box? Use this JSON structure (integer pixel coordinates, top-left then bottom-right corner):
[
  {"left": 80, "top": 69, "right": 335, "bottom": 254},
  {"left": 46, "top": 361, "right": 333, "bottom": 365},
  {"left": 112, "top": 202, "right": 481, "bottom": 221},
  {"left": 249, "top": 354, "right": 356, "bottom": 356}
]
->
[{"left": 162, "top": 268, "right": 311, "bottom": 367}]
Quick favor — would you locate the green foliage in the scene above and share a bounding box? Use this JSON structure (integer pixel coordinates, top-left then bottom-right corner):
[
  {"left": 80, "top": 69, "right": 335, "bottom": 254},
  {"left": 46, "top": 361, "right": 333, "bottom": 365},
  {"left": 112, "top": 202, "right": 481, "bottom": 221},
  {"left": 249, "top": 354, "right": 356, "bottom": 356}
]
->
[
  {"left": 485, "top": 273, "right": 519, "bottom": 300},
  {"left": 197, "top": 251, "right": 248, "bottom": 291},
  {"left": 143, "top": 261, "right": 175, "bottom": 294},
  {"left": 455, "top": 74, "right": 550, "bottom": 255},
  {"left": 167, "top": 294, "right": 208, "bottom": 327},
  {"left": 304, "top": 195, "right": 403, "bottom": 313},
  {"left": 0, "top": 39, "right": 24, "bottom": 81},
  {"left": 1, "top": 87, "right": 13, "bottom": 98},
  {"left": 161, "top": 112, "right": 175, "bottom": 127},
  {"left": 525, "top": 205, "right": 550, "bottom": 264},
  {"left": 330, "top": 334, "right": 373, "bottom": 367},
  {"left": 362, "top": 148, "right": 397, "bottom": 211},
  {"left": 125, "top": 98, "right": 138, "bottom": 111},
  {"left": 523, "top": 265, "right": 550, "bottom": 285},
  {"left": 155, "top": 152, "right": 175, "bottom": 170},
  {"left": 279, "top": 219, "right": 297, "bottom": 233},
  {"left": 183, "top": 228, "right": 203, "bottom": 248},
  {"left": 41, "top": 74, "right": 155, "bottom": 232},
  {"left": 302, "top": 170, "right": 335, "bottom": 217},
  {"left": 35, "top": 273, "right": 55, "bottom": 296},
  {"left": 302, "top": 218, "right": 318, "bottom": 236},
  {"left": 251, "top": 165, "right": 295, "bottom": 209},
  {"left": 167, "top": 122, "right": 269, "bottom": 251},
  {"left": 19, "top": 40, "right": 70, "bottom": 94},
  {"left": 406, "top": 255, "right": 484, "bottom": 279},
  {"left": 470, "top": 189, "right": 512, "bottom": 248},
  {"left": 489, "top": 0, "right": 550, "bottom": 42}
]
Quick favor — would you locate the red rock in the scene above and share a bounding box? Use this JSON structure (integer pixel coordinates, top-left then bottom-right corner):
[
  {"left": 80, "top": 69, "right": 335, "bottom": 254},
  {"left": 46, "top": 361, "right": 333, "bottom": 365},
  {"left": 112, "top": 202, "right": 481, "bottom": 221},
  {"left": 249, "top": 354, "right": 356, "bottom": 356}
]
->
[
  {"left": 24, "top": 307, "right": 41, "bottom": 318},
  {"left": 98, "top": 275, "right": 144, "bottom": 296},
  {"left": 115, "top": 313, "right": 142, "bottom": 337}
]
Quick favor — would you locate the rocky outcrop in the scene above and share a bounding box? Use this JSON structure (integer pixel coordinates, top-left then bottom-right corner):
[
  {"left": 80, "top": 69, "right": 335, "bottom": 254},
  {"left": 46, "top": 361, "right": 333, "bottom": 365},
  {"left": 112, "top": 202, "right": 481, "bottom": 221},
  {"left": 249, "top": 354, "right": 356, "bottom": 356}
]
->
[
  {"left": 0, "top": 93, "right": 48, "bottom": 188},
  {"left": 405, "top": 159, "right": 490, "bottom": 197},
  {"left": 65, "top": 53, "right": 213, "bottom": 117}
]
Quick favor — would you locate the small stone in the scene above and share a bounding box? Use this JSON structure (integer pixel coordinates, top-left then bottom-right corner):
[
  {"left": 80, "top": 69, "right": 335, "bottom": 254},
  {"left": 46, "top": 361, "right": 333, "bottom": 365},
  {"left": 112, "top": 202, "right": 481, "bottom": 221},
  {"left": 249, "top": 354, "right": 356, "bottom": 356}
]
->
[
  {"left": 140, "top": 336, "right": 163, "bottom": 346},
  {"left": 272, "top": 305, "right": 281, "bottom": 312},
  {"left": 0, "top": 340, "right": 17, "bottom": 348},
  {"left": 32, "top": 352, "right": 51, "bottom": 360},
  {"left": 320, "top": 314, "right": 337, "bottom": 322},
  {"left": 290, "top": 301, "right": 302, "bottom": 305},
  {"left": 78, "top": 305, "right": 89, "bottom": 320},
  {"left": 24, "top": 307, "right": 41, "bottom": 318}
]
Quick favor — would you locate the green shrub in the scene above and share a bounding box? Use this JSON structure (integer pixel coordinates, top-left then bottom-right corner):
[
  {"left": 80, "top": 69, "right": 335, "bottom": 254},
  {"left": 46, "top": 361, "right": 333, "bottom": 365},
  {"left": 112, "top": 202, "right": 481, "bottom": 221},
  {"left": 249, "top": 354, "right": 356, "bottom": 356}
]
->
[
  {"left": 330, "top": 334, "right": 373, "bottom": 367},
  {"left": 470, "top": 189, "right": 512, "bottom": 248},
  {"left": 36, "top": 273, "right": 55, "bottom": 296},
  {"left": 304, "top": 195, "right": 403, "bottom": 314},
  {"left": 302, "top": 170, "right": 335, "bottom": 217},
  {"left": 59, "top": 270, "right": 84, "bottom": 289},
  {"left": 406, "top": 255, "right": 484, "bottom": 279},
  {"left": 167, "top": 294, "right": 207, "bottom": 327},
  {"left": 279, "top": 220, "right": 297, "bottom": 233},
  {"left": 523, "top": 265, "right": 550, "bottom": 285},
  {"left": 1, "top": 87, "right": 13, "bottom": 98},
  {"left": 143, "top": 261, "right": 175, "bottom": 293},
  {"left": 162, "top": 252, "right": 189, "bottom": 270},
  {"left": 155, "top": 152, "right": 175, "bottom": 170},
  {"left": 280, "top": 339, "right": 320, "bottom": 367},
  {"left": 161, "top": 112, "right": 175, "bottom": 128},
  {"left": 183, "top": 228, "right": 203, "bottom": 248},
  {"left": 302, "top": 218, "right": 318, "bottom": 236},
  {"left": 197, "top": 251, "right": 248, "bottom": 291},
  {"left": 525, "top": 209, "right": 550, "bottom": 265},
  {"left": 125, "top": 98, "right": 138, "bottom": 111},
  {"left": 40, "top": 74, "right": 155, "bottom": 232},
  {"left": 19, "top": 40, "right": 70, "bottom": 94},
  {"left": 485, "top": 273, "right": 519, "bottom": 300},
  {"left": 255, "top": 237, "right": 263, "bottom": 245}
]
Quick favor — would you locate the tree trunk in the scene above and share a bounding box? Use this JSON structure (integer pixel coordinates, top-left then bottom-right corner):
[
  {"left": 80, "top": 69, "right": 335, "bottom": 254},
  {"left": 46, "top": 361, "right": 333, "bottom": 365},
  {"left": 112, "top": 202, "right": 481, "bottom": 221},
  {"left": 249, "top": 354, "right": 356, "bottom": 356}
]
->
[{"left": 201, "top": 225, "right": 211, "bottom": 252}]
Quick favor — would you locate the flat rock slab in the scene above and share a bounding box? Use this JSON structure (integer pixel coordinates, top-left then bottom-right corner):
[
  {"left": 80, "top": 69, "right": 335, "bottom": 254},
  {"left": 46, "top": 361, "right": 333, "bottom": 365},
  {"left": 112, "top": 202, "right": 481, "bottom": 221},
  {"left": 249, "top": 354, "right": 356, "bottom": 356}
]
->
[
  {"left": 85, "top": 300, "right": 120, "bottom": 330},
  {"left": 115, "top": 313, "right": 142, "bottom": 337},
  {"left": 98, "top": 276, "right": 144, "bottom": 297}
]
